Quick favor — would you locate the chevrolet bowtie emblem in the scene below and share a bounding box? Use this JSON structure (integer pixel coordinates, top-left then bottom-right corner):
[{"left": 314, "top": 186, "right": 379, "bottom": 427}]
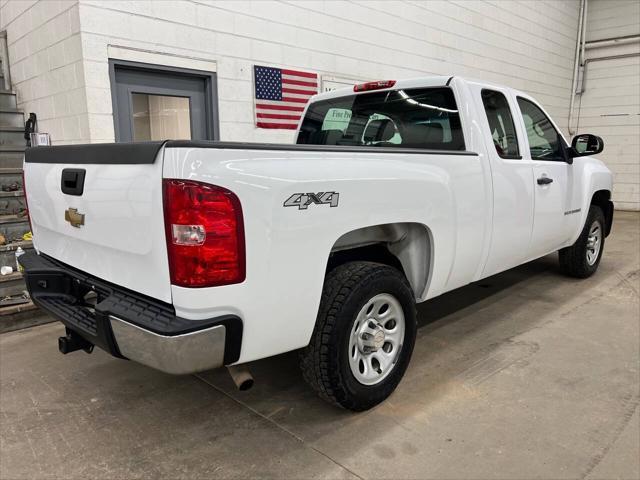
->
[{"left": 64, "top": 208, "right": 85, "bottom": 228}]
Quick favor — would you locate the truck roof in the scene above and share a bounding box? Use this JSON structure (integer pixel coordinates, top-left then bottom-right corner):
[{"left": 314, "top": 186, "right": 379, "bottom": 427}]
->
[
  {"left": 313, "top": 76, "right": 454, "bottom": 102},
  {"left": 311, "top": 75, "right": 532, "bottom": 104}
]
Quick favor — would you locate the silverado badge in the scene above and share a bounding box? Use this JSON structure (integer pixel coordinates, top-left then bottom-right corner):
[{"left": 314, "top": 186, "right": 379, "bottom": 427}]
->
[{"left": 64, "top": 207, "right": 85, "bottom": 228}]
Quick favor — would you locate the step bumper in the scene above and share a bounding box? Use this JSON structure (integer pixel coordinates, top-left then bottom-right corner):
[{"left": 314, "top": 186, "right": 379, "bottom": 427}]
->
[{"left": 19, "top": 250, "right": 243, "bottom": 374}]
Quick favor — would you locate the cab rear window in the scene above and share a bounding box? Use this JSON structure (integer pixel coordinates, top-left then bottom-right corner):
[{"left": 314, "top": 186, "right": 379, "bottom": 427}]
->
[{"left": 297, "top": 87, "right": 465, "bottom": 150}]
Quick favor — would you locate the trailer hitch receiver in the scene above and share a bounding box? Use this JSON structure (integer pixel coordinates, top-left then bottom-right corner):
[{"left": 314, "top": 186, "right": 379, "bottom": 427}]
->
[{"left": 58, "top": 328, "right": 94, "bottom": 354}]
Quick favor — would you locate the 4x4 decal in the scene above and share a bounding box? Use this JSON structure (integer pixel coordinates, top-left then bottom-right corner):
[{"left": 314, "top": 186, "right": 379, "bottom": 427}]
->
[{"left": 283, "top": 192, "right": 339, "bottom": 210}]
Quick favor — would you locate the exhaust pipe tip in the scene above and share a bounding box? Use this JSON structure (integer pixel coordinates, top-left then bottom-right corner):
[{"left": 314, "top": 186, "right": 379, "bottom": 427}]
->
[
  {"left": 238, "top": 378, "right": 254, "bottom": 391},
  {"left": 227, "top": 364, "right": 254, "bottom": 391}
]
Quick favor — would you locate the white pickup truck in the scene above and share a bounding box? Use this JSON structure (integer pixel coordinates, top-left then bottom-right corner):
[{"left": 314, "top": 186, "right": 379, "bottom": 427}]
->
[{"left": 22, "top": 76, "right": 613, "bottom": 410}]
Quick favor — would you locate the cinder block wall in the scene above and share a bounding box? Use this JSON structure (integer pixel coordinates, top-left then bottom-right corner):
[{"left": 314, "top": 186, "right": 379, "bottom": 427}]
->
[
  {"left": 0, "top": 0, "right": 88, "bottom": 144},
  {"left": 2, "top": 0, "right": 581, "bottom": 145}
]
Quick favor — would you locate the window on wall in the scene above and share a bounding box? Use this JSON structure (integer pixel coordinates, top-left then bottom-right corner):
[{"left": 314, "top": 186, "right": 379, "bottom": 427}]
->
[
  {"left": 110, "top": 61, "right": 218, "bottom": 143},
  {"left": 481, "top": 89, "right": 520, "bottom": 159},
  {"left": 517, "top": 97, "right": 566, "bottom": 161},
  {"left": 131, "top": 93, "right": 192, "bottom": 141}
]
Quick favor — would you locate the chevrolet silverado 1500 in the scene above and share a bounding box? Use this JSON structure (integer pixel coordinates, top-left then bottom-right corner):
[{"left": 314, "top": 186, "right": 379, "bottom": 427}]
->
[{"left": 21, "top": 76, "right": 613, "bottom": 410}]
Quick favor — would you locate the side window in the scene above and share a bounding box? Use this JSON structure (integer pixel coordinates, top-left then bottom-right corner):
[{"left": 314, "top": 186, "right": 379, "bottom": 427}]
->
[
  {"left": 481, "top": 89, "right": 520, "bottom": 158},
  {"left": 517, "top": 97, "right": 565, "bottom": 161}
]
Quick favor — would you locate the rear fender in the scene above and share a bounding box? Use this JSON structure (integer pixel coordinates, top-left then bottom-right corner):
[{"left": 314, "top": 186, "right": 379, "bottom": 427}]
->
[{"left": 330, "top": 222, "right": 433, "bottom": 300}]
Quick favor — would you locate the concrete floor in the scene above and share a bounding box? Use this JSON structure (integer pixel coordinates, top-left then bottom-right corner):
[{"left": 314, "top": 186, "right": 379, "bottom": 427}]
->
[{"left": 1, "top": 212, "right": 638, "bottom": 480}]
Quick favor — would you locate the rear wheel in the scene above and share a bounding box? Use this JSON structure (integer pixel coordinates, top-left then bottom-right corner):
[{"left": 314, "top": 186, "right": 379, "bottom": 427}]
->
[
  {"left": 299, "top": 262, "right": 417, "bottom": 411},
  {"left": 559, "top": 205, "right": 605, "bottom": 278}
]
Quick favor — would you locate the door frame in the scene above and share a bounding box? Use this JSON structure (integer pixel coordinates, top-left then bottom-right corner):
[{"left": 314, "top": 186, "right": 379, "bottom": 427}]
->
[
  {"left": 471, "top": 83, "right": 536, "bottom": 278},
  {"left": 513, "top": 94, "right": 577, "bottom": 257},
  {"left": 108, "top": 59, "right": 219, "bottom": 142}
]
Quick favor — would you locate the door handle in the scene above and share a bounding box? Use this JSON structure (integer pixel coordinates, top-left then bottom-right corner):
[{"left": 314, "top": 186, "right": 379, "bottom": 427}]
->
[
  {"left": 537, "top": 176, "right": 553, "bottom": 185},
  {"left": 61, "top": 168, "right": 86, "bottom": 196}
]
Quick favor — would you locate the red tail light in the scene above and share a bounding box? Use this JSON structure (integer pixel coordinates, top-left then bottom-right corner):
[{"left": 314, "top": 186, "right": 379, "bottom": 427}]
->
[
  {"left": 353, "top": 80, "right": 396, "bottom": 92},
  {"left": 163, "top": 179, "right": 245, "bottom": 288}
]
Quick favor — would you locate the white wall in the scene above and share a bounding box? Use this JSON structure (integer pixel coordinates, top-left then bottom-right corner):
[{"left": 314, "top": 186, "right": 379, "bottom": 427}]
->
[
  {"left": 1, "top": 0, "right": 584, "bottom": 142},
  {"left": 579, "top": 0, "right": 640, "bottom": 210},
  {"left": 0, "top": 0, "right": 87, "bottom": 144},
  {"left": 1, "top": 0, "right": 581, "bottom": 145},
  {"left": 586, "top": 0, "right": 640, "bottom": 41}
]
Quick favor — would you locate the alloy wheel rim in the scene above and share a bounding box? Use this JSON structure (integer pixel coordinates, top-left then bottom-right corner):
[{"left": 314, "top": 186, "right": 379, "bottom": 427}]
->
[
  {"left": 348, "top": 293, "right": 405, "bottom": 386},
  {"left": 586, "top": 221, "right": 602, "bottom": 266}
]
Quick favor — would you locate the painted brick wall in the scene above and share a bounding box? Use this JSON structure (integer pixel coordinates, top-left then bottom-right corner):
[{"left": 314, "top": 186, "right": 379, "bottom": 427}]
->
[
  {"left": 75, "top": 0, "right": 581, "bottom": 143},
  {"left": 0, "top": 0, "right": 87, "bottom": 144},
  {"left": 2, "top": 0, "right": 582, "bottom": 144}
]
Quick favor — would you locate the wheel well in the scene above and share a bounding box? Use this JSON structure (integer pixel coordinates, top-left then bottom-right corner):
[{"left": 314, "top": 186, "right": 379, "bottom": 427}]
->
[
  {"left": 327, "top": 244, "right": 404, "bottom": 275},
  {"left": 327, "top": 223, "right": 432, "bottom": 299},
  {"left": 591, "top": 190, "right": 613, "bottom": 236}
]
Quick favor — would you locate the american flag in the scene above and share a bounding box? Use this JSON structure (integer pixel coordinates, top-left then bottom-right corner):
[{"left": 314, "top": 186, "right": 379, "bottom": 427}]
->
[{"left": 254, "top": 65, "right": 318, "bottom": 130}]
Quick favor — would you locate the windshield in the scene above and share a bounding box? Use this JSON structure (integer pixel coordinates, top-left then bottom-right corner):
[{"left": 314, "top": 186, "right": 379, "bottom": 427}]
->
[{"left": 296, "top": 87, "right": 465, "bottom": 150}]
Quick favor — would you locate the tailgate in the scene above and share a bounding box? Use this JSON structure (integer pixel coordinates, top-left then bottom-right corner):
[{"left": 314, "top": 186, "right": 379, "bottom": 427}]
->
[{"left": 24, "top": 142, "right": 172, "bottom": 303}]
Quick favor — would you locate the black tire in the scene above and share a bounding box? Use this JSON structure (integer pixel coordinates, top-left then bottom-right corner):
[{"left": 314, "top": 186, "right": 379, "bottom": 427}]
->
[
  {"left": 299, "top": 261, "right": 417, "bottom": 411},
  {"left": 559, "top": 205, "right": 606, "bottom": 278}
]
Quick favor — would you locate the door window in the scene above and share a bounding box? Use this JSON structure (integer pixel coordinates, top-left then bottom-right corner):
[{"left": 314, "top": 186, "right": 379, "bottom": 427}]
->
[
  {"left": 517, "top": 97, "right": 565, "bottom": 161},
  {"left": 481, "top": 89, "right": 520, "bottom": 158},
  {"left": 131, "top": 93, "right": 192, "bottom": 141}
]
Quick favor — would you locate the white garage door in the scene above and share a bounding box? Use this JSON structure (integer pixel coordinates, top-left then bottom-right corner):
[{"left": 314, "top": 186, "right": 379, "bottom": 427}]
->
[{"left": 576, "top": 53, "right": 640, "bottom": 211}]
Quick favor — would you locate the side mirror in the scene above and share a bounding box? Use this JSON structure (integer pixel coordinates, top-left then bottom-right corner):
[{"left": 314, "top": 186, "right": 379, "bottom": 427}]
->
[{"left": 571, "top": 134, "right": 604, "bottom": 157}]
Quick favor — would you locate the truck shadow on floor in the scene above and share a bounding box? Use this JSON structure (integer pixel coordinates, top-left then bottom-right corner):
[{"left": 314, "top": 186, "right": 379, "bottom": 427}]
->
[
  {"left": 194, "top": 252, "right": 574, "bottom": 422},
  {"left": 415, "top": 254, "right": 558, "bottom": 329}
]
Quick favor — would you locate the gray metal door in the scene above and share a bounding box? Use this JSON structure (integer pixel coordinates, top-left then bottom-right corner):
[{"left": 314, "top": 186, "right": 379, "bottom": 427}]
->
[{"left": 110, "top": 61, "right": 218, "bottom": 142}]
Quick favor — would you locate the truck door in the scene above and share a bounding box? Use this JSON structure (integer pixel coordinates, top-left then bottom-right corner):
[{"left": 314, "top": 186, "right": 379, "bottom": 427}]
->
[
  {"left": 475, "top": 87, "right": 535, "bottom": 277},
  {"left": 515, "top": 97, "right": 574, "bottom": 258}
]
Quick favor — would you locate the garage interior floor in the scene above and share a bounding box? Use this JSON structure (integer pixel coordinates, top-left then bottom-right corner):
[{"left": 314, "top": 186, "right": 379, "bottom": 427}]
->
[{"left": 1, "top": 212, "right": 638, "bottom": 480}]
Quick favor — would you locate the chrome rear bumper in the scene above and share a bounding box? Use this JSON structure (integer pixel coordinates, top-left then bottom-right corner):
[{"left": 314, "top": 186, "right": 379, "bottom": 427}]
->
[{"left": 110, "top": 317, "right": 226, "bottom": 374}]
